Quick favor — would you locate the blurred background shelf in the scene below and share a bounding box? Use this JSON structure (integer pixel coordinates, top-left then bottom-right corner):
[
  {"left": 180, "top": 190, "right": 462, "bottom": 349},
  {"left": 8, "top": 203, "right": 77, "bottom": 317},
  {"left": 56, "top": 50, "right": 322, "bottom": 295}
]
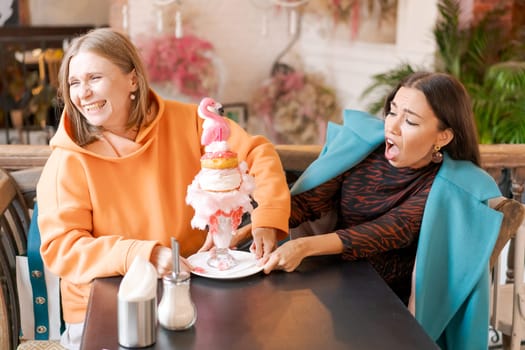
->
[{"left": 0, "top": 25, "right": 94, "bottom": 144}]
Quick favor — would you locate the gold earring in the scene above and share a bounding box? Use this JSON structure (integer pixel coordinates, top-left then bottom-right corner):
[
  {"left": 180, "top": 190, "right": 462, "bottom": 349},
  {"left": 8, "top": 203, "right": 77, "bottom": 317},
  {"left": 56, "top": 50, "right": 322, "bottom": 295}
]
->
[{"left": 431, "top": 145, "right": 443, "bottom": 163}]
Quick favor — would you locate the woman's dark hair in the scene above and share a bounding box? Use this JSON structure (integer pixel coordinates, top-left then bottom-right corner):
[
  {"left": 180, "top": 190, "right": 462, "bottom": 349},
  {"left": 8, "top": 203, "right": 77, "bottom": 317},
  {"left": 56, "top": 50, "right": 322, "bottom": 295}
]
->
[{"left": 383, "top": 72, "right": 481, "bottom": 166}]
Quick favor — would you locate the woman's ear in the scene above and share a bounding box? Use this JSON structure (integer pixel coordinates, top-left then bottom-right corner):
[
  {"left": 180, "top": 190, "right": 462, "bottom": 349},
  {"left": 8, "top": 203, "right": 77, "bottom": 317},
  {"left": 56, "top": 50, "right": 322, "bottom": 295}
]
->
[
  {"left": 129, "top": 69, "right": 138, "bottom": 92},
  {"left": 438, "top": 128, "right": 454, "bottom": 148}
]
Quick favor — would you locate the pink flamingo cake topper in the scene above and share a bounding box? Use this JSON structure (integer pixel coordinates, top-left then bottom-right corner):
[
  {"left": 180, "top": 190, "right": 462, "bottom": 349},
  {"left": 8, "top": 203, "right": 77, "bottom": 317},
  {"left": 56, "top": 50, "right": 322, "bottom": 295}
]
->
[
  {"left": 198, "top": 97, "right": 231, "bottom": 146},
  {"left": 187, "top": 98, "right": 255, "bottom": 270}
]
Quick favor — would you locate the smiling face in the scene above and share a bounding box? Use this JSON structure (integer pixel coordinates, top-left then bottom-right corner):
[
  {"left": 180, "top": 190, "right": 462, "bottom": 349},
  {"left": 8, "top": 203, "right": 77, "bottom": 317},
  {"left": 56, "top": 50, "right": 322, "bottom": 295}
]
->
[
  {"left": 384, "top": 87, "right": 454, "bottom": 169},
  {"left": 68, "top": 51, "right": 137, "bottom": 135}
]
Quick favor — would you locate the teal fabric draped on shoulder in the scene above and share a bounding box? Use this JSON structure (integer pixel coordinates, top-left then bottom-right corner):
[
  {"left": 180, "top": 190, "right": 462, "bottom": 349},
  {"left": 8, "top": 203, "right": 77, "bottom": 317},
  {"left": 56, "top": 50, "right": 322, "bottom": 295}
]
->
[
  {"left": 290, "top": 109, "right": 385, "bottom": 195},
  {"left": 289, "top": 109, "right": 502, "bottom": 349},
  {"left": 416, "top": 154, "right": 501, "bottom": 350}
]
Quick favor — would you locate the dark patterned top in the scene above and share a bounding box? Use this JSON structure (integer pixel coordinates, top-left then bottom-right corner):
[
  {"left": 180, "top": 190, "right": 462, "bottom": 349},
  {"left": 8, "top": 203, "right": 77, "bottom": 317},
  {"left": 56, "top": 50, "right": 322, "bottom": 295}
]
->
[{"left": 290, "top": 145, "right": 440, "bottom": 304}]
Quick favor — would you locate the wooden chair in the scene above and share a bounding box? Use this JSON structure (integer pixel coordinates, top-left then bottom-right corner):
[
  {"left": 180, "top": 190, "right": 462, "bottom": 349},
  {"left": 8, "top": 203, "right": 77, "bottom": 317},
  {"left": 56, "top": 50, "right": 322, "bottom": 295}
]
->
[
  {"left": 490, "top": 196, "right": 525, "bottom": 350},
  {"left": 0, "top": 167, "right": 64, "bottom": 349},
  {"left": 0, "top": 167, "right": 30, "bottom": 349}
]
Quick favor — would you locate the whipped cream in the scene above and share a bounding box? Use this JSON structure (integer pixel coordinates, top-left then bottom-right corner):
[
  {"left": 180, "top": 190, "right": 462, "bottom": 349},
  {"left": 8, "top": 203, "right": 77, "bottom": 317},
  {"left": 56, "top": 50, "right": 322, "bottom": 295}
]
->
[
  {"left": 205, "top": 141, "right": 229, "bottom": 153},
  {"left": 198, "top": 168, "right": 242, "bottom": 192}
]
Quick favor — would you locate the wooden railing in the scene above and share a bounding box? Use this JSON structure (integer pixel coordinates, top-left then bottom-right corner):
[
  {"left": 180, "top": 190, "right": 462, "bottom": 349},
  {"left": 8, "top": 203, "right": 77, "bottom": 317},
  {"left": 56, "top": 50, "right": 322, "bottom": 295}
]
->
[
  {"left": 2, "top": 143, "right": 525, "bottom": 178},
  {"left": 2, "top": 143, "right": 525, "bottom": 188},
  {"left": 0, "top": 144, "right": 52, "bottom": 170},
  {"left": 0, "top": 144, "right": 324, "bottom": 172},
  {"left": 2, "top": 143, "right": 525, "bottom": 281},
  {"left": 2, "top": 143, "right": 525, "bottom": 202}
]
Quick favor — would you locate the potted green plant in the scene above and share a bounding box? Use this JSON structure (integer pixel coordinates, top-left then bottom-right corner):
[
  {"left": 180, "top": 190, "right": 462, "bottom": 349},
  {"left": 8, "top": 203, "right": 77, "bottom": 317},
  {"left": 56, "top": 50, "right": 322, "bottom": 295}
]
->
[{"left": 361, "top": 0, "right": 525, "bottom": 144}]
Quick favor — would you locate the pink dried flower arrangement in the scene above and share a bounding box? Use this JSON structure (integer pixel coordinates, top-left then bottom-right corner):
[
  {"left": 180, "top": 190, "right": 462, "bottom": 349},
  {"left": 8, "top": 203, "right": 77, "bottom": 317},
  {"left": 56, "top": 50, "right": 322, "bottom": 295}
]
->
[
  {"left": 251, "top": 70, "right": 340, "bottom": 145},
  {"left": 137, "top": 34, "right": 219, "bottom": 100},
  {"left": 305, "top": 0, "right": 398, "bottom": 39}
]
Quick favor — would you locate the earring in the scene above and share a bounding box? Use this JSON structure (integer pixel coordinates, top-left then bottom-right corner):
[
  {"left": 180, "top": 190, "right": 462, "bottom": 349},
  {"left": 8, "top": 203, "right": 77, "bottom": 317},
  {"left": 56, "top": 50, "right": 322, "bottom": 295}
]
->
[
  {"left": 431, "top": 145, "right": 443, "bottom": 163},
  {"left": 130, "top": 93, "right": 136, "bottom": 100}
]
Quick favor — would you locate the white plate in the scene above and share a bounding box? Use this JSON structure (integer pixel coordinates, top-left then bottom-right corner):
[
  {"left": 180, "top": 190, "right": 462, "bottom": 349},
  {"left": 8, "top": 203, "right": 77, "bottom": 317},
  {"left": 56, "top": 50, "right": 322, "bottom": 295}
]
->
[{"left": 187, "top": 250, "right": 263, "bottom": 280}]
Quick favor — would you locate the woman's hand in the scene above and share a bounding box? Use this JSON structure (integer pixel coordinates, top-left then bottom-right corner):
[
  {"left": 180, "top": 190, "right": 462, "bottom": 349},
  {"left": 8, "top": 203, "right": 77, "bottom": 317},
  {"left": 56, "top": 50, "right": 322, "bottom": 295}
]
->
[
  {"left": 250, "top": 227, "right": 278, "bottom": 261},
  {"left": 150, "top": 245, "right": 192, "bottom": 277},
  {"left": 262, "top": 239, "right": 305, "bottom": 274},
  {"left": 263, "top": 233, "right": 343, "bottom": 274},
  {"left": 197, "top": 224, "right": 279, "bottom": 262}
]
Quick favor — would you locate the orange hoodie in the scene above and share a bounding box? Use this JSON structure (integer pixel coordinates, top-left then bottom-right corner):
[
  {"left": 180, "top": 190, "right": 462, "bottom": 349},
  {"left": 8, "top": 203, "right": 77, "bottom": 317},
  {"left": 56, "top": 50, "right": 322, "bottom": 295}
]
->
[{"left": 36, "top": 94, "right": 290, "bottom": 323}]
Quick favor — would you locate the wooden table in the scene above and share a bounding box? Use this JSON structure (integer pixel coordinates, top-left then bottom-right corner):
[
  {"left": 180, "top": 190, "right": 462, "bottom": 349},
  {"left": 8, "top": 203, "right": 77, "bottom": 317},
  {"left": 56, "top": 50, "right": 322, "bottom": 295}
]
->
[{"left": 80, "top": 257, "right": 437, "bottom": 350}]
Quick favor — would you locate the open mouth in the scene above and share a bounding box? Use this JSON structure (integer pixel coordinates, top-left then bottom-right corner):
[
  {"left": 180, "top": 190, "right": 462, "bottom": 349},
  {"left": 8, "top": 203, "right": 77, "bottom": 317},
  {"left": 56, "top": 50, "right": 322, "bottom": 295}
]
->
[
  {"left": 83, "top": 101, "right": 106, "bottom": 112},
  {"left": 385, "top": 138, "right": 400, "bottom": 161}
]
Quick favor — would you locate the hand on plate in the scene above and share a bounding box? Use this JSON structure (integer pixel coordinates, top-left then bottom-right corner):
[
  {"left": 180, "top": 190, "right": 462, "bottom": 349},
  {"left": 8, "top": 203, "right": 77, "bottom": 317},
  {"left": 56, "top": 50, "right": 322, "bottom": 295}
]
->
[
  {"left": 150, "top": 245, "right": 192, "bottom": 277},
  {"left": 196, "top": 224, "right": 280, "bottom": 266},
  {"left": 262, "top": 239, "right": 304, "bottom": 274},
  {"left": 188, "top": 250, "right": 264, "bottom": 279},
  {"left": 249, "top": 226, "right": 278, "bottom": 262}
]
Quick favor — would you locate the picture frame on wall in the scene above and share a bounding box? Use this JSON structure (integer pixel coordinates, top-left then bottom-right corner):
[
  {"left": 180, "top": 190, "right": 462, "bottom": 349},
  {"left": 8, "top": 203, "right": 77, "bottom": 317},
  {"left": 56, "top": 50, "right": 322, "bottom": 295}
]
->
[{"left": 222, "top": 103, "right": 248, "bottom": 129}]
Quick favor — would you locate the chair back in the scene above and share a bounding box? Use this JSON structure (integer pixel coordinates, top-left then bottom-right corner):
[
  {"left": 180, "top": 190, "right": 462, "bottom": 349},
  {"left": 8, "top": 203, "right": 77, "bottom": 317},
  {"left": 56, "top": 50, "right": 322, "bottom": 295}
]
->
[
  {"left": 0, "top": 167, "right": 31, "bottom": 349},
  {"left": 490, "top": 197, "right": 525, "bottom": 350}
]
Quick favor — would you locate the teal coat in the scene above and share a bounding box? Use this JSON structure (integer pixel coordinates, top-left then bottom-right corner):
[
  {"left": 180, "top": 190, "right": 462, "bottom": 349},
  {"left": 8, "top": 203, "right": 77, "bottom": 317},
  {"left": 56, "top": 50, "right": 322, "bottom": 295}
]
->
[{"left": 291, "top": 109, "right": 502, "bottom": 350}]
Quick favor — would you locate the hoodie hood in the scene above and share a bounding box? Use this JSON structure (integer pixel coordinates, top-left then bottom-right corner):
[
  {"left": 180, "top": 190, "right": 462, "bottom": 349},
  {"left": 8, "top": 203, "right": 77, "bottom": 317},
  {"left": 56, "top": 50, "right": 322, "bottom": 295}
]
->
[{"left": 50, "top": 90, "right": 164, "bottom": 160}]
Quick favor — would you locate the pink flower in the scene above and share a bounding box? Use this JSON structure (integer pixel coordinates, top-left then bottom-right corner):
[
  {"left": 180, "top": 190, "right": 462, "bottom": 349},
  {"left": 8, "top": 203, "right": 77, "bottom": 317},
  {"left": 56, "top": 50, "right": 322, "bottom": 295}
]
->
[
  {"left": 251, "top": 69, "right": 341, "bottom": 144},
  {"left": 136, "top": 34, "right": 218, "bottom": 99}
]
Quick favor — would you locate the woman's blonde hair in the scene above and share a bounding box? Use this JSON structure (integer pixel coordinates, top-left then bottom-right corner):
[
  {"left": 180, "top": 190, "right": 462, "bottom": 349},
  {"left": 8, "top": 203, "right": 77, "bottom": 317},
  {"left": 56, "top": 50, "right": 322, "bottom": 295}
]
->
[{"left": 57, "top": 27, "right": 152, "bottom": 146}]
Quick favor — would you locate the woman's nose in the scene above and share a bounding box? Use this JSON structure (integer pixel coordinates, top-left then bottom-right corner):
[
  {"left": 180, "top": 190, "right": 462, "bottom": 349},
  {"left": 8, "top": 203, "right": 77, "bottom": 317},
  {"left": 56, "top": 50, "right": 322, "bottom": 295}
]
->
[
  {"left": 79, "top": 83, "right": 92, "bottom": 98},
  {"left": 386, "top": 116, "right": 401, "bottom": 135}
]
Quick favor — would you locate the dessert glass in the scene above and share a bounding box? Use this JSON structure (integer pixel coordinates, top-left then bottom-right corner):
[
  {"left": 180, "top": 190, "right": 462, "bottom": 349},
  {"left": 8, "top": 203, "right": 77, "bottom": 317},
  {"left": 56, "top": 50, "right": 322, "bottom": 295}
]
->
[{"left": 207, "top": 215, "right": 237, "bottom": 270}]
